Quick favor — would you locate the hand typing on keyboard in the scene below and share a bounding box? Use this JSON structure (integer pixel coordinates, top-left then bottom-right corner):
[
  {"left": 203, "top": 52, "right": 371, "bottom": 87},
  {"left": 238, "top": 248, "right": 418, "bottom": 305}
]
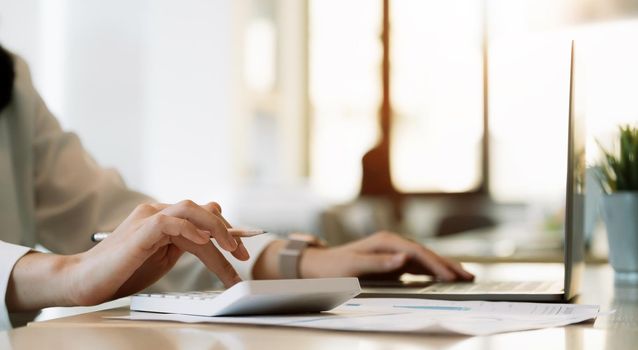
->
[{"left": 294, "top": 232, "right": 475, "bottom": 282}]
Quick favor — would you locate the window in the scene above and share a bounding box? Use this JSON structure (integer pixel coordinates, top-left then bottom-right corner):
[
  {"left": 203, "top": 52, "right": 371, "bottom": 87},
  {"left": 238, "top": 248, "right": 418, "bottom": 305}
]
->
[
  {"left": 309, "top": 0, "right": 486, "bottom": 200},
  {"left": 390, "top": 0, "right": 484, "bottom": 193},
  {"left": 236, "top": 0, "right": 638, "bottom": 208},
  {"left": 308, "top": 0, "right": 383, "bottom": 201}
]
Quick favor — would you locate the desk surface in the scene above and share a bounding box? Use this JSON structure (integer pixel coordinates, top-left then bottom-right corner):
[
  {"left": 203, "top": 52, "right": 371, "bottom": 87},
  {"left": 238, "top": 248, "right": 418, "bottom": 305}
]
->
[{"left": 3, "top": 264, "right": 638, "bottom": 350}]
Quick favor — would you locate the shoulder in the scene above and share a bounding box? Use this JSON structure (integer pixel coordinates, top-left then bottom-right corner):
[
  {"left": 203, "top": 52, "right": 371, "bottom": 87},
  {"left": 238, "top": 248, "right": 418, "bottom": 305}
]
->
[
  {"left": 10, "top": 54, "right": 37, "bottom": 97},
  {"left": 1, "top": 51, "right": 54, "bottom": 138},
  {"left": 5, "top": 52, "right": 46, "bottom": 123}
]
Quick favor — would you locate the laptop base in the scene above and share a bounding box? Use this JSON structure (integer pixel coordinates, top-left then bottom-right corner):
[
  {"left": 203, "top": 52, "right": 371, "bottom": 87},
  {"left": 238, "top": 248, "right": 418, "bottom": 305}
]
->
[{"left": 359, "top": 280, "right": 567, "bottom": 302}]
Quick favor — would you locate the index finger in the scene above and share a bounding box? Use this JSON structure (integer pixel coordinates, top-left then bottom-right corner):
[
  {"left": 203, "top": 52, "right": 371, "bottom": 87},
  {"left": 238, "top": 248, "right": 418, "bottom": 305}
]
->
[
  {"left": 172, "top": 235, "right": 242, "bottom": 288},
  {"left": 202, "top": 202, "right": 230, "bottom": 227},
  {"left": 393, "top": 245, "right": 456, "bottom": 281},
  {"left": 360, "top": 233, "right": 457, "bottom": 281},
  {"left": 161, "top": 200, "right": 238, "bottom": 252},
  {"left": 201, "top": 202, "right": 250, "bottom": 261}
]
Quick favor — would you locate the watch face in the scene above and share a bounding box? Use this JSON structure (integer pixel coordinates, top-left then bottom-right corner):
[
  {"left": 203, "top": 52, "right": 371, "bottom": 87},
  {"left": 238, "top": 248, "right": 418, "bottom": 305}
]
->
[
  {"left": 288, "top": 239, "right": 310, "bottom": 250},
  {"left": 287, "top": 233, "right": 325, "bottom": 247}
]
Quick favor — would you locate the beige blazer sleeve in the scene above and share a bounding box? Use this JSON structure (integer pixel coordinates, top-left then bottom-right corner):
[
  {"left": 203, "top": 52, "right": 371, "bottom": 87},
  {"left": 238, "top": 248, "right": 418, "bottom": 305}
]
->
[
  {"left": 2, "top": 56, "right": 150, "bottom": 330},
  {"left": 27, "top": 76, "right": 152, "bottom": 253}
]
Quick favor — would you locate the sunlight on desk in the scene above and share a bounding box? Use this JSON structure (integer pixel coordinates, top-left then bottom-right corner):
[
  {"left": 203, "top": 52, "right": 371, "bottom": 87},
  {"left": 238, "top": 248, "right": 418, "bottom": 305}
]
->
[{"left": 0, "top": 264, "right": 633, "bottom": 350}]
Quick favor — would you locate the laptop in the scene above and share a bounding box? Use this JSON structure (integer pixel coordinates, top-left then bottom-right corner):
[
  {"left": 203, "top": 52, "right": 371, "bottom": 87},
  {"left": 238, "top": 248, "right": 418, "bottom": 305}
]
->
[{"left": 360, "top": 41, "right": 586, "bottom": 302}]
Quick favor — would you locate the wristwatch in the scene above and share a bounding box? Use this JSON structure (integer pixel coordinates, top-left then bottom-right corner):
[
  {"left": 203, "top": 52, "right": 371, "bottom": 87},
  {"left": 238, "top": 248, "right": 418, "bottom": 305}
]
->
[
  {"left": 279, "top": 239, "right": 309, "bottom": 279},
  {"left": 279, "top": 234, "right": 326, "bottom": 279}
]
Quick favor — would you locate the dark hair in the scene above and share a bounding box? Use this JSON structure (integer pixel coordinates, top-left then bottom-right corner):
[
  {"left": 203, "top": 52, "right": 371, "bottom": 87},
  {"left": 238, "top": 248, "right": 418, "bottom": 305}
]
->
[{"left": 0, "top": 44, "right": 15, "bottom": 112}]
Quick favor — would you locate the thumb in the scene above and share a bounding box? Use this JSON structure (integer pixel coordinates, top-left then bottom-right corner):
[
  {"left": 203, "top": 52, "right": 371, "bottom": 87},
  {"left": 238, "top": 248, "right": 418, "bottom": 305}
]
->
[{"left": 351, "top": 253, "right": 407, "bottom": 275}]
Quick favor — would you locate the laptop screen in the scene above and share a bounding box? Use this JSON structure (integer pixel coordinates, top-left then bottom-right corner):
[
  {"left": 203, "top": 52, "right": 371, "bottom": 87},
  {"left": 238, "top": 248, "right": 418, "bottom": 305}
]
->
[{"left": 563, "top": 40, "right": 586, "bottom": 300}]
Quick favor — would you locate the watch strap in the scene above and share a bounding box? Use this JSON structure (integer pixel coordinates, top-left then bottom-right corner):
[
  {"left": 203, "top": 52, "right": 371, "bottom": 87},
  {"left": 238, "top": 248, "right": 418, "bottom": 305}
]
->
[{"left": 279, "top": 239, "right": 309, "bottom": 279}]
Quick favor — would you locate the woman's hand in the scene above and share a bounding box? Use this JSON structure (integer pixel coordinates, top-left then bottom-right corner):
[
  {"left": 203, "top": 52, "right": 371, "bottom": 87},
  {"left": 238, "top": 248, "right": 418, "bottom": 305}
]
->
[
  {"left": 7, "top": 200, "right": 249, "bottom": 312},
  {"left": 71, "top": 201, "right": 249, "bottom": 305},
  {"left": 68, "top": 200, "right": 249, "bottom": 306},
  {"left": 299, "top": 231, "right": 474, "bottom": 282}
]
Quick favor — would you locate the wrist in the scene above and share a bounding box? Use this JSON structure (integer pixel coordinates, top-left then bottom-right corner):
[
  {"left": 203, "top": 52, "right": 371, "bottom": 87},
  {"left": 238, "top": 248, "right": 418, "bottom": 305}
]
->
[
  {"left": 39, "top": 253, "right": 80, "bottom": 308},
  {"left": 6, "top": 252, "right": 79, "bottom": 312},
  {"left": 298, "top": 247, "right": 326, "bottom": 279},
  {"left": 58, "top": 253, "right": 86, "bottom": 306}
]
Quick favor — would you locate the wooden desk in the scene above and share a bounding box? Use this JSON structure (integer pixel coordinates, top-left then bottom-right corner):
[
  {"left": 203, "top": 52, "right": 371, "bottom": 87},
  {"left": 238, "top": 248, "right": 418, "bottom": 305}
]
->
[{"left": 3, "top": 264, "right": 638, "bottom": 350}]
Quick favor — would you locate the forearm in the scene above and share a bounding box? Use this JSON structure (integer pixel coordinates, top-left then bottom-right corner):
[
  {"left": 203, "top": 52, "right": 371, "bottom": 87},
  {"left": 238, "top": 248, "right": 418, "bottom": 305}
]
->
[
  {"left": 251, "top": 240, "right": 286, "bottom": 279},
  {"left": 6, "top": 252, "right": 77, "bottom": 312}
]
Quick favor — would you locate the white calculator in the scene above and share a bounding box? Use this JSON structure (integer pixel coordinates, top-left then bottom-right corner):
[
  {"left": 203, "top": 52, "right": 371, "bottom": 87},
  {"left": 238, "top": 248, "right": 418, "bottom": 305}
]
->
[{"left": 131, "top": 278, "right": 361, "bottom": 316}]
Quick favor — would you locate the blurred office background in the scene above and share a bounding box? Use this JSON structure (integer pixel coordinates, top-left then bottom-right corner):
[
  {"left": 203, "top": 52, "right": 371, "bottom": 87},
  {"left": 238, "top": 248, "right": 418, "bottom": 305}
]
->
[{"left": 1, "top": 0, "right": 638, "bottom": 254}]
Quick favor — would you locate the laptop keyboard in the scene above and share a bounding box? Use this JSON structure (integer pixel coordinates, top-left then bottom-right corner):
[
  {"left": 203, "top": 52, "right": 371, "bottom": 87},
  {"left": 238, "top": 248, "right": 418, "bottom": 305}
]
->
[{"left": 421, "top": 281, "right": 557, "bottom": 294}]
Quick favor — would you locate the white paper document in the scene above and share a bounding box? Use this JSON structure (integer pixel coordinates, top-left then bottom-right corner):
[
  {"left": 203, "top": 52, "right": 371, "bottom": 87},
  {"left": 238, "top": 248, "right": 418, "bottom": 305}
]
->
[{"left": 114, "top": 298, "right": 599, "bottom": 336}]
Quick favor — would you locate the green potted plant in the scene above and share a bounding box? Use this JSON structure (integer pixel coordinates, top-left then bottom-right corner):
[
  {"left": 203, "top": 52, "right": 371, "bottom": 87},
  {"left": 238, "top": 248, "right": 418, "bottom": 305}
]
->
[{"left": 598, "top": 125, "right": 638, "bottom": 284}]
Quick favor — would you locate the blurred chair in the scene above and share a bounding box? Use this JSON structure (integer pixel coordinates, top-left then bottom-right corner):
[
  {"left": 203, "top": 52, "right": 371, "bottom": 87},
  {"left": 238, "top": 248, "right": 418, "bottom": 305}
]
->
[
  {"left": 320, "top": 198, "right": 402, "bottom": 245},
  {"left": 320, "top": 195, "right": 498, "bottom": 245},
  {"left": 435, "top": 213, "right": 496, "bottom": 237}
]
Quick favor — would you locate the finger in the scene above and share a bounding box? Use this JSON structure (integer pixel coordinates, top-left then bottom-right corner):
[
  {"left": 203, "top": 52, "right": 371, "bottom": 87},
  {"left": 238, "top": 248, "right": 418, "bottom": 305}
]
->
[
  {"left": 202, "top": 201, "right": 223, "bottom": 216},
  {"left": 172, "top": 236, "right": 242, "bottom": 288},
  {"left": 161, "top": 200, "right": 238, "bottom": 251},
  {"left": 115, "top": 203, "right": 157, "bottom": 229},
  {"left": 196, "top": 228, "right": 249, "bottom": 261},
  {"left": 232, "top": 237, "right": 250, "bottom": 261},
  {"left": 203, "top": 202, "right": 249, "bottom": 259},
  {"left": 148, "top": 203, "right": 170, "bottom": 211},
  {"left": 408, "top": 246, "right": 457, "bottom": 281},
  {"left": 438, "top": 256, "right": 475, "bottom": 281},
  {"left": 406, "top": 257, "right": 472, "bottom": 281},
  {"left": 348, "top": 253, "right": 407, "bottom": 276},
  {"left": 200, "top": 202, "right": 248, "bottom": 260},
  {"left": 166, "top": 244, "right": 186, "bottom": 265},
  {"left": 138, "top": 214, "right": 211, "bottom": 249},
  {"left": 202, "top": 202, "right": 233, "bottom": 230},
  {"left": 129, "top": 203, "right": 160, "bottom": 219},
  {"left": 113, "top": 245, "right": 186, "bottom": 299},
  {"left": 364, "top": 233, "right": 457, "bottom": 281}
]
